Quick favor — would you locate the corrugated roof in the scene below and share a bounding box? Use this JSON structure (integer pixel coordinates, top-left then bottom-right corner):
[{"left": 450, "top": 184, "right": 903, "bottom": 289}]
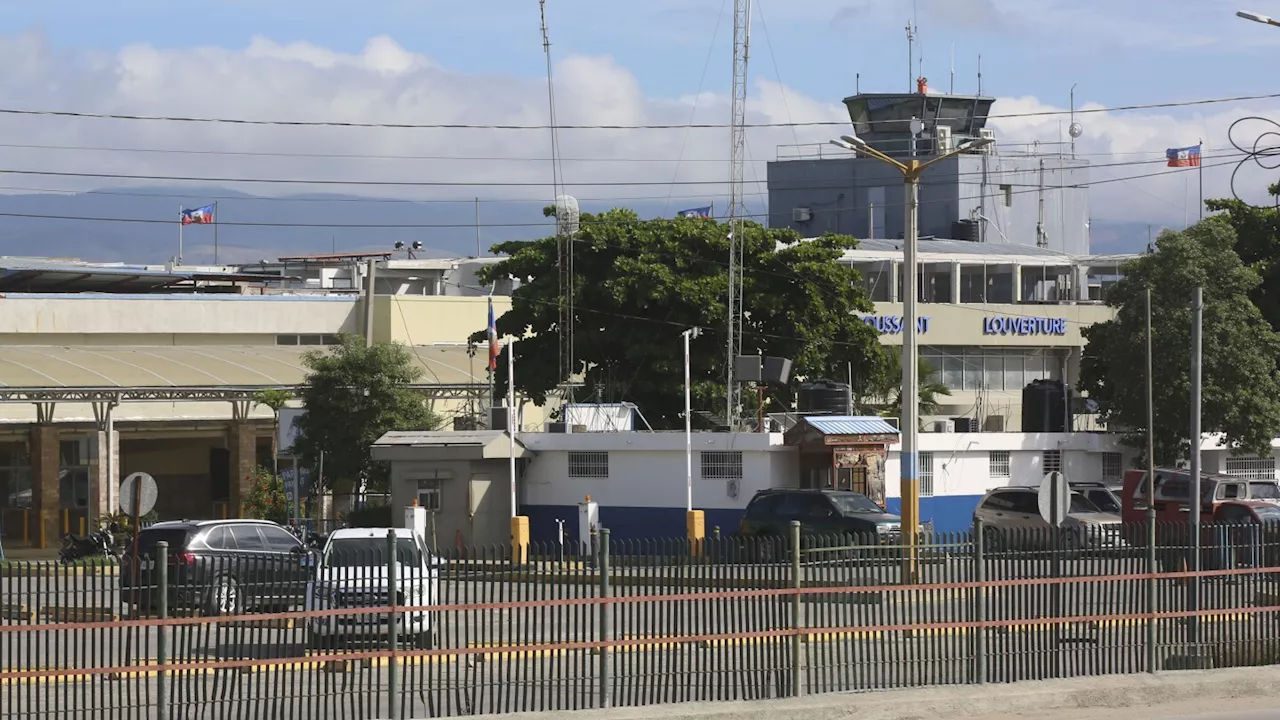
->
[
  {"left": 374, "top": 430, "right": 505, "bottom": 447},
  {"left": 803, "top": 416, "right": 901, "bottom": 436},
  {"left": 0, "top": 344, "right": 485, "bottom": 388}
]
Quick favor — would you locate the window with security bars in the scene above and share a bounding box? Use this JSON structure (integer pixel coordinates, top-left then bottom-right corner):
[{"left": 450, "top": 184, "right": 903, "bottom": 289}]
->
[
  {"left": 989, "top": 451, "right": 1011, "bottom": 478},
  {"left": 701, "top": 451, "right": 743, "bottom": 479},
  {"left": 1226, "top": 455, "right": 1277, "bottom": 480},
  {"left": 919, "top": 452, "right": 935, "bottom": 497},
  {"left": 568, "top": 451, "right": 609, "bottom": 478},
  {"left": 1044, "top": 450, "right": 1063, "bottom": 474},
  {"left": 1102, "top": 452, "right": 1122, "bottom": 482}
]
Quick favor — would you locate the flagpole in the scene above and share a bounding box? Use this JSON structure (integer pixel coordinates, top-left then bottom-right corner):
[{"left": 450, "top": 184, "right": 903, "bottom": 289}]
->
[
  {"left": 178, "top": 204, "right": 184, "bottom": 265},
  {"left": 1198, "top": 139, "right": 1204, "bottom": 222},
  {"left": 213, "top": 201, "right": 220, "bottom": 265}
]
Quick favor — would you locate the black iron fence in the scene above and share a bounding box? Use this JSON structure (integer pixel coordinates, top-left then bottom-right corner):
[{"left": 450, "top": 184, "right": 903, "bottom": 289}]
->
[{"left": 3, "top": 520, "right": 1280, "bottom": 719}]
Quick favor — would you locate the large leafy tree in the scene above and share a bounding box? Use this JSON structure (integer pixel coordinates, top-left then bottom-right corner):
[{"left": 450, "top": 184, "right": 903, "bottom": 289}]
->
[
  {"left": 1205, "top": 192, "right": 1280, "bottom": 332},
  {"left": 292, "top": 335, "right": 441, "bottom": 494},
  {"left": 1078, "top": 218, "right": 1280, "bottom": 464},
  {"left": 473, "top": 208, "right": 886, "bottom": 429}
]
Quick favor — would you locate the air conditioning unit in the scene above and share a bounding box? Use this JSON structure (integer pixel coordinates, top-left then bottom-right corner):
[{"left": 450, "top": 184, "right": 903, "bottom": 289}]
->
[
  {"left": 489, "top": 406, "right": 510, "bottom": 432},
  {"left": 546, "top": 421, "right": 569, "bottom": 433},
  {"left": 932, "top": 420, "right": 952, "bottom": 433},
  {"left": 977, "top": 128, "right": 996, "bottom": 154},
  {"left": 983, "top": 415, "right": 1006, "bottom": 432},
  {"left": 792, "top": 207, "right": 812, "bottom": 222},
  {"left": 934, "top": 125, "right": 953, "bottom": 154}
]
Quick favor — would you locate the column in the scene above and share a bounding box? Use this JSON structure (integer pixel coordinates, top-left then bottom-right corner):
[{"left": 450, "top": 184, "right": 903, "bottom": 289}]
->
[
  {"left": 889, "top": 261, "right": 899, "bottom": 303},
  {"left": 30, "top": 425, "right": 59, "bottom": 549},
  {"left": 93, "top": 429, "right": 119, "bottom": 523},
  {"left": 951, "top": 262, "right": 962, "bottom": 304},
  {"left": 227, "top": 422, "right": 257, "bottom": 517}
]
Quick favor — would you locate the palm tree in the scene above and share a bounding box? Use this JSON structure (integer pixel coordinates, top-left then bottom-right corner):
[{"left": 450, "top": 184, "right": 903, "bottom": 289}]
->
[
  {"left": 873, "top": 349, "right": 953, "bottom": 424},
  {"left": 253, "top": 388, "right": 294, "bottom": 478}
]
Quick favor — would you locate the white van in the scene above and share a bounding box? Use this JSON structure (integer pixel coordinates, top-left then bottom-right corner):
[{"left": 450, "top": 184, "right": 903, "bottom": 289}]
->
[{"left": 304, "top": 527, "right": 440, "bottom": 649}]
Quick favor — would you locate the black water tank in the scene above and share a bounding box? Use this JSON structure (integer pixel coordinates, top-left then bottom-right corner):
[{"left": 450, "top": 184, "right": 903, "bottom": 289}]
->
[
  {"left": 797, "top": 379, "right": 851, "bottom": 415},
  {"left": 1021, "top": 379, "right": 1073, "bottom": 432},
  {"left": 951, "top": 219, "right": 980, "bottom": 242}
]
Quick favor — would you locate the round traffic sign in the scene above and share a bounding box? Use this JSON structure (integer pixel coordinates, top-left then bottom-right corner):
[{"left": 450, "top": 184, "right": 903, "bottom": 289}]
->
[
  {"left": 1038, "top": 471, "right": 1071, "bottom": 527},
  {"left": 119, "top": 472, "right": 158, "bottom": 517}
]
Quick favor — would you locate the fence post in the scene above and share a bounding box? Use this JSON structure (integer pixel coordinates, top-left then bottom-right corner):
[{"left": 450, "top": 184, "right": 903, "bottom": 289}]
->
[
  {"left": 597, "top": 528, "right": 612, "bottom": 709},
  {"left": 972, "top": 520, "right": 986, "bottom": 685},
  {"left": 1146, "top": 518, "right": 1157, "bottom": 674},
  {"left": 156, "top": 540, "right": 169, "bottom": 720},
  {"left": 789, "top": 520, "right": 802, "bottom": 698},
  {"left": 386, "top": 529, "right": 400, "bottom": 720}
]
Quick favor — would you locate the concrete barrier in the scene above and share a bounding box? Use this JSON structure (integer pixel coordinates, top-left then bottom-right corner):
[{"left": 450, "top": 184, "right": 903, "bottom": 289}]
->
[{"left": 451, "top": 666, "right": 1280, "bottom": 720}]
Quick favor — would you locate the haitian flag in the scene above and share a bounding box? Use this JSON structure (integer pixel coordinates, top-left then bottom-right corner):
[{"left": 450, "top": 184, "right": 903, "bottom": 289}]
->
[
  {"left": 180, "top": 204, "right": 215, "bottom": 225},
  {"left": 487, "top": 297, "right": 499, "bottom": 372},
  {"left": 677, "top": 206, "right": 712, "bottom": 218},
  {"left": 1166, "top": 145, "right": 1201, "bottom": 168}
]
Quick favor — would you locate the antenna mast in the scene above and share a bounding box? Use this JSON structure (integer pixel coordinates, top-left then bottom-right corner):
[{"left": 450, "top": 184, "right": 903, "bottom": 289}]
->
[
  {"left": 540, "top": 0, "right": 575, "bottom": 404},
  {"left": 726, "top": 0, "right": 752, "bottom": 429},
  {"left": 905, "top": 21, "right": 914, "bottom": 92}
]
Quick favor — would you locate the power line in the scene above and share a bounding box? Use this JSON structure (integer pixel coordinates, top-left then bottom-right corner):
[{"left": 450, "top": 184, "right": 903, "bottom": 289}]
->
[
  {"left": 0, "top": 154, "right": 1239, "bottom": 228},
  {"left": 0, "top": 149, "right": 1243, "bottom": 190},
  {"left": 0, "top": 92, "right": 1275, "bottom": 130}
]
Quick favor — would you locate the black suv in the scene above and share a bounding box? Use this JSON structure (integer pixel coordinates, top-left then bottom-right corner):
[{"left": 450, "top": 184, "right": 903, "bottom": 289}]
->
[
  {"left": 738, "top": 489, "right": 903, "bottom": 559},
  {"left": 119, "top": 519, "right": 313, "bottom": 616}
]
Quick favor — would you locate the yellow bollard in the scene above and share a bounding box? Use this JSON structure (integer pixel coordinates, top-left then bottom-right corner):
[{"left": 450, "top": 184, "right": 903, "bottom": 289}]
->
[
  {"left": 79, "top": 516, "right": 86, "bottom": 537},
  {"left": 510, "top": 515, "right": 530, "bottom": 566},
  {"left": 62, "top": 509, "right": 69, "bottom": 536},
  {"left": 687, "top": 510, "right": 706, "bottom": 558}
]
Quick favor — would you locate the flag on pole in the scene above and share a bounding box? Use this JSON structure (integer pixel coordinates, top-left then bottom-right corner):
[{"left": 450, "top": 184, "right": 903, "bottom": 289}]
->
[
  {"left": 677, "top": 206, "right": 713, "bottom": 218},
  {"left": 487, "top": 297, "right": 499, "bottom": 372},
  {"left": 180, "top": 204, "right": 215, "bottom": 225},
  {"left": 1165, "top": 145, "right": 1201, "bottom": 168}
]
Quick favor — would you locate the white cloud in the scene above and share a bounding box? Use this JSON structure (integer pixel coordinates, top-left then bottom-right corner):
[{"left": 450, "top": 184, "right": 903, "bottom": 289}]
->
[{"left": 0, "top": 30, "right": 1269, "bottom": 245}]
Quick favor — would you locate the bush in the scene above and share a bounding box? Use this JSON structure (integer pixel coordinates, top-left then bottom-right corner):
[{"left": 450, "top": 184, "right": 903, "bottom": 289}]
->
[
  {"left": 345, "top": 504, "right": 393, "bottom": 528},
  {"left": 245, "top": 467, "right": 290, "bottom": 525}
]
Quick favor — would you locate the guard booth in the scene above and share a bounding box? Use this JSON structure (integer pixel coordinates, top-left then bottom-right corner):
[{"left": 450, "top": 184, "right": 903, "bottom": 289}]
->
[{"left": 784, "top": 416, "right": 900, "bottom": 508}]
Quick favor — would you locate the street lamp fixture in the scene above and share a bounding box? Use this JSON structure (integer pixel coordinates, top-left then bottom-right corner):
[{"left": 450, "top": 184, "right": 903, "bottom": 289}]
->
[
  {"left": 828, "top": 128, "right": 993, "bottom": 582},
  {"left": 1238, "top": 10, "right": 1280, "bottom": 25}
]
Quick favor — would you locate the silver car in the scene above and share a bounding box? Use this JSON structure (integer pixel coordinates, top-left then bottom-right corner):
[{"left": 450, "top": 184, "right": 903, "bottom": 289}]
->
[{"left": 974, "top": 487, "right": 1123, "bottom": 552}]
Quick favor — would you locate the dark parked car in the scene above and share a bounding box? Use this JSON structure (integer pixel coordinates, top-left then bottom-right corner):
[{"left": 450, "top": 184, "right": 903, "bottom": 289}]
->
[
  {"left": 738, "top": 489, "right": 903, "bottom": 561},
  {"left": 119, "top": 519, "right": 314, "bottom": 616}
]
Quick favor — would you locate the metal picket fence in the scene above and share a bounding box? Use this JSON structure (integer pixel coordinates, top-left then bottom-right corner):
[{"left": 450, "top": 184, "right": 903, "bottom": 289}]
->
[{"left": 3, "top": 520, "right": 1280, "bottom": 719}]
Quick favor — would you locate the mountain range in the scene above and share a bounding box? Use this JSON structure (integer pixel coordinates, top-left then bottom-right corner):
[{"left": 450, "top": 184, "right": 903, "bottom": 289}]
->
[{"left": 0, "top": 187, "right": 1160, "bottom": 264}]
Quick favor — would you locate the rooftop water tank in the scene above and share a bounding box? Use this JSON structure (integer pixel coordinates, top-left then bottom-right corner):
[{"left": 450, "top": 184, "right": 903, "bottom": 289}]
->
[{"left": 797, "top": 380, "right": 851, "bottom": 416}]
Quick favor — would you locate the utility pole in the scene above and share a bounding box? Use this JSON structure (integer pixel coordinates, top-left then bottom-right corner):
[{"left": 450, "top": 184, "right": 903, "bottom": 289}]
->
[
  {"left": 726, "top": 0, "right": 751, "bottom": 429},
  {"left": 1188, "top": 286, "right": 1203, "bottom": 650}
]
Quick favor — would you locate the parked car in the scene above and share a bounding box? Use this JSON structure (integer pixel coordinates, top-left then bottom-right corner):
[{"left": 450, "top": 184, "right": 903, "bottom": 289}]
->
[
  {"left": 738, "top": 488, "right": 902, "bottom": 561},
  {"left": 1070, "top": 481, "right": 1122, "bottom": 514},
  {"left": 305, "top": 527, "right": 440, "bottom": 649},
  {"left": 973, "top": 486, "right": 1122, "bottom": 552},
  {"left": 119, "top": 519, "right": 314, "bottom": 615}
]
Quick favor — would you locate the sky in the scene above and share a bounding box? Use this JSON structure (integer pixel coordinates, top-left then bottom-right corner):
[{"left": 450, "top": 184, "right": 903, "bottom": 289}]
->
[{"left": 0, "top": 0, "right": 1278, "bottom": 253}]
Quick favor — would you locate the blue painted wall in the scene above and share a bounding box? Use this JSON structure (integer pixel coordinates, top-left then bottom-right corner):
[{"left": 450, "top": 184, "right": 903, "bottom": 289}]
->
[{"left": 884, "top": 494, "right": 982, "bottom": 535}]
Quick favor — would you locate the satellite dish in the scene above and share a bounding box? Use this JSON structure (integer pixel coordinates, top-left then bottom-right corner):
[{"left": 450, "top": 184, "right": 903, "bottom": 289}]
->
[
  {"left": 1068, "top": 122, "right": 1084, "bottom": 139},
  {"left": 909, "top": 117, "right": 924, "bottom": 136},
  {"left": 554, "top": 195, "right": 580, "bottom": 236}
]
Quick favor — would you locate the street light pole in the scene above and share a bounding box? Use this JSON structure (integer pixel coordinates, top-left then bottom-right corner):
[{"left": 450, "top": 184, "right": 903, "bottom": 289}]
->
[
  {"left": 827, "top": 133, "right": 991, "bottom": 583},
  {"left": 683, "top": 328, "right": 701, "bottom": 513},
  {"left": 900, "top": 166, "right": 921, "bottom": 578}
]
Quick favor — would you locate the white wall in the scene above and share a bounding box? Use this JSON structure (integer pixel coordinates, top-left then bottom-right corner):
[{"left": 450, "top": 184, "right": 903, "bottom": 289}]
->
[
  {"left": 0, "top": 294, "right": 358, "bottom": 337},
  {"left": 521, "top": 432, "right": 794, "bottom": 510},
  {"left": 883, "top": 432, "right": 1135, "bottom": 499}
]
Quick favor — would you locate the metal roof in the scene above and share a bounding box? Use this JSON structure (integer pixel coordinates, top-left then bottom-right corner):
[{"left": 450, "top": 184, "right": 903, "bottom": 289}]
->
[
  {"left": 0, "top": 344, "right": 485, "bottom": 389},
  {"left": 374, "top": 430, "right": 506, "bottom": 447},
  {"left": 846, "top": 238, "right": 1074, "bottom": 262},
  {"left": 0, "top": 259, "right": 280, "bottom": 293},
  {"left": 802, "top": 416, "right": 901, "bottom": 436}
]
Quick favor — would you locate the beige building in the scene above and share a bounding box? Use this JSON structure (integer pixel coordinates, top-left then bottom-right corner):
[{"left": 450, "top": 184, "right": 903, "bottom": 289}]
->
[{"left": 0, "top": 254, "right": 527, "bottom": 549}]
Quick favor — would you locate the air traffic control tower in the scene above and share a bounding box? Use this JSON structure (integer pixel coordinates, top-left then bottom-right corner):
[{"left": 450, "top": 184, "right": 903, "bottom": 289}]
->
[{"left": 766, "top": 82, "right": 1091, "bottom": 255}]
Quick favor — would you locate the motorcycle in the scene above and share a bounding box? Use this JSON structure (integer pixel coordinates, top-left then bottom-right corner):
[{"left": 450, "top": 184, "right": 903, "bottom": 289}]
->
[{"left": 58, "top": 522, "right": 121, "bottom": 564}]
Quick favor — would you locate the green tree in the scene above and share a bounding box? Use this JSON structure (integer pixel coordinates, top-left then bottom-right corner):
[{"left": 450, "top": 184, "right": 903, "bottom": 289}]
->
[
  {"left": 292, "top": 335, "right": 442, "bottom": 494},
  {"left": 471, "top": 209, "right": 886, "bottom": 429},
  {"left": 252, "top": 388, "right": 293, "bottom": 478},
  {"left": 872, "top": 351, "right": 953, "bottom": 422},
  {"left": 1205, "top": 193, "right": 1280, "bottom": 332},
  {"left": 244, "top": 467, "right": 289, "bottom": 525},
  {"left": 1078, "top": 218, "right": 1280, "bottom": 464}
]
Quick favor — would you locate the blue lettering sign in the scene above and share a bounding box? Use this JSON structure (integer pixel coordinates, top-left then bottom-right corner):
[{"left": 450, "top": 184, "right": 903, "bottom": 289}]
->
[
  {"left": 982, "top": 316, "right": 1068, "bottom": 336},
  {"left": 860, "top": 315, "right": 931, "bottom": 335}
]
